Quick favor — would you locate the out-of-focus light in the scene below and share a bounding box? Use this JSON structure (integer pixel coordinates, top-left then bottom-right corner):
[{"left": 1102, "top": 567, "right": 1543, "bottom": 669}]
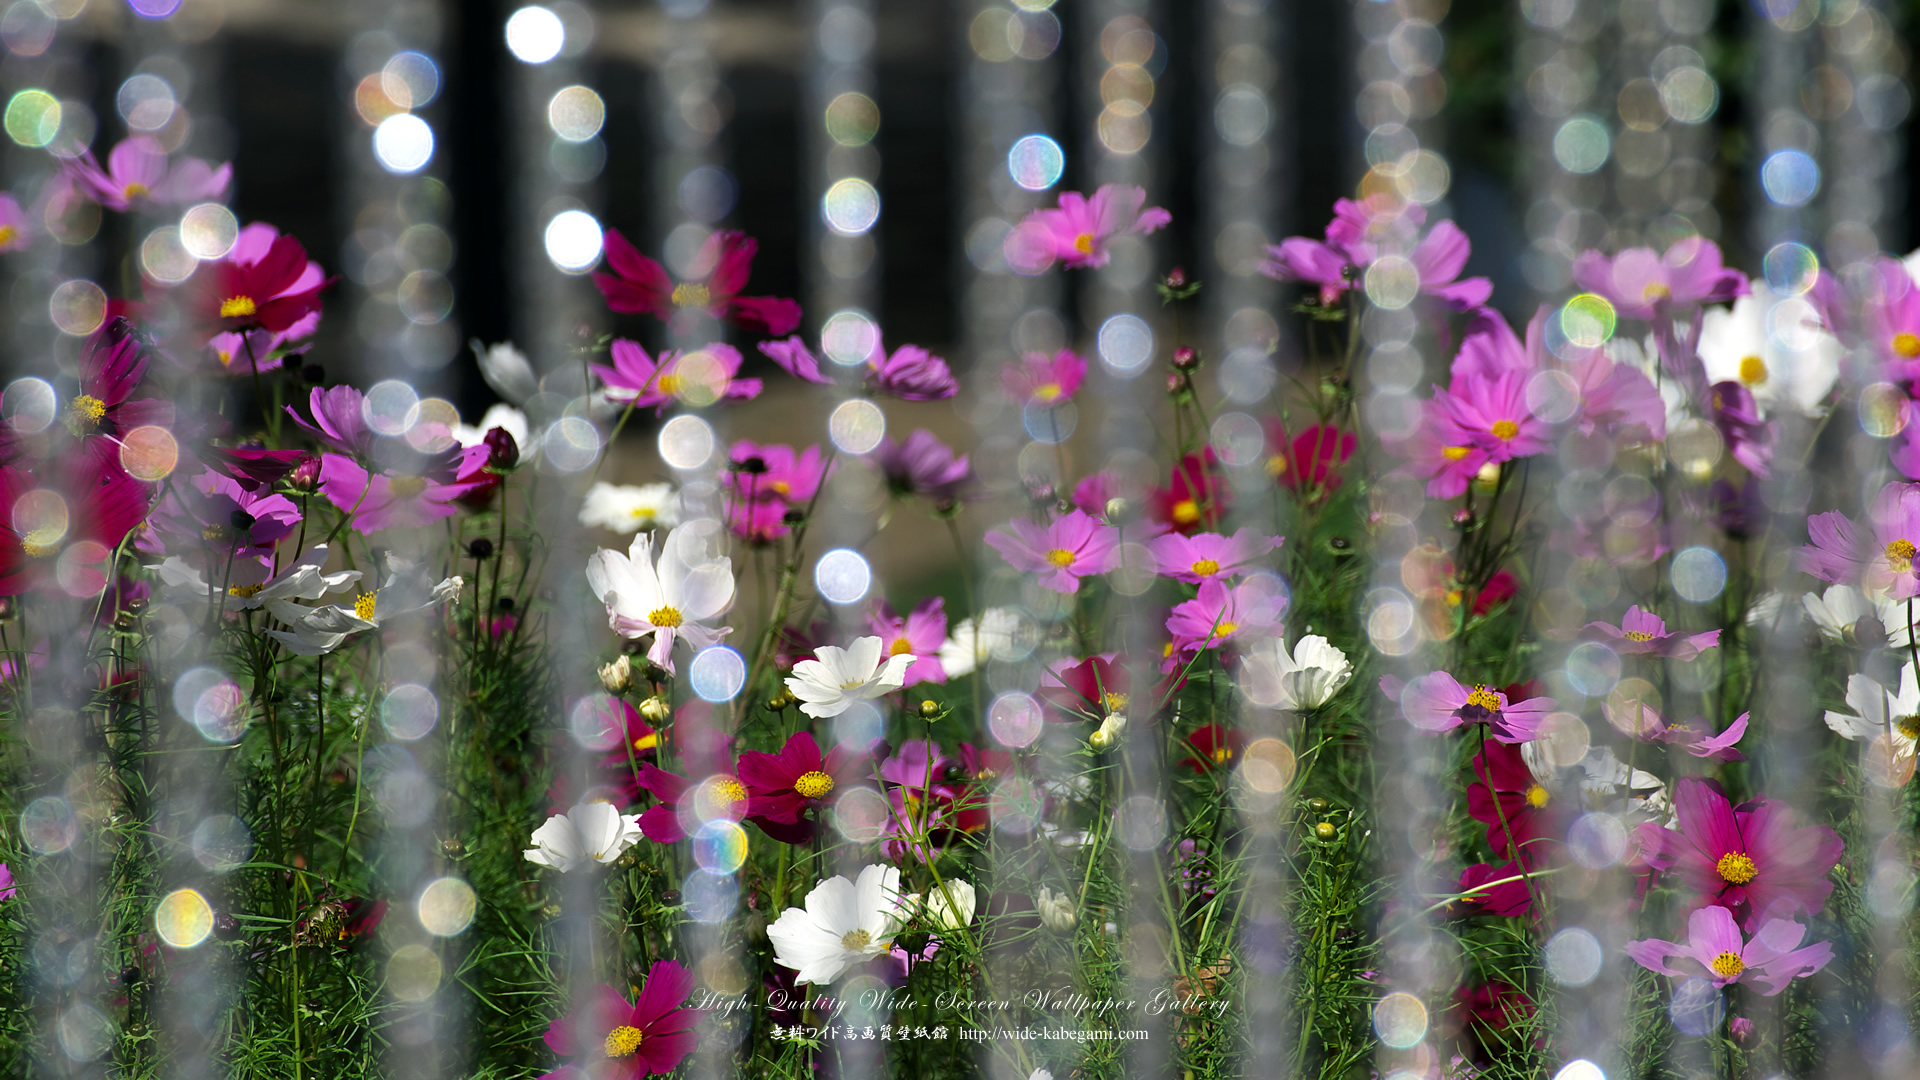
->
[
  {"left": 825, "top": 92, "right": 880, "bottom": 147},
  {"left": 382, "top": 51, "right": 441, "bottom": 109},
  {"left": 179, "top": 203, "right": 238, "bottom": 259},
  {"left": 543, "top": 209, "right": 602, "bottom": 272},
  {"left": 1761, "top": 149, "right": 1819, "bottom": 207},
  {"left": 505, "top": 6, "right": 565, "bottom": 64},
  {"left": 1553, "top": 115, "right": 1610, "bottom": 173},
  {"left": 127, "top": 0, "right": 183, "bottom": 17},
  {"left": 1007, "top": 134, "right": 1064, "bottom": 190},
  {"left": 373, "top": 114, "right": 435, "bottom": 174},
  {"left": 49, "top": 279, "right": 106, "bottom": 335},
  {"left": 548, "top": 85, "right": 604, "bottom": 141},
  {"left": 155, "top": 889, "right": 214, "bottom": 947},
  {"left": 116, "top": 74, "right": 175, "bottom": 132},
  {"left": 822, "top": 178, "right": 880, "bottom": 235},
  {"left": 5, "top": 89, "right": 59, "bottom": 147},
  {"left": 815, "top": 548, "right": 872, "bottom": 604},
  {"left": 140, "top": 228, "right": 197, "bottom": 285},
  {"left": 417, "top": 877, "right": 477, "bottom": 936},
  {"left": 828, "top": 398, "right": 885, "bottom": 455}
]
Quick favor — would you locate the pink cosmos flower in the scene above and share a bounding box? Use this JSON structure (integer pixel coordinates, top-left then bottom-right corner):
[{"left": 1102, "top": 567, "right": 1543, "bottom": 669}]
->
[
  {"left": 66, "top": 136, "right": 231, "bottom": 212},
  {"left": 1861, "top": 258, "right": 1920, "bottom": 372},
  {"left": 756, "top": 335, "right": 956, "bottom": 401},
  {"left": 1625, "top": 906, "right": 1832, "bottom": 996},
  {"left": 1437, "top": 371, "right": 1554, "bottom": 462},
  {"left": 728, "top": 441, "right": 829, "bottom": 505},
  {"left": 736, "top": 731, "right": 857, "bottom": 837},
  {"left": 1455, "top": 861, "right": 1532, "bottom": 918},
  {"left": 726, "top": 498, "right": 793, "bottom": 544},
  {"left": 1635, "top": 777, "right": 1844, "bottom": 930},
  {"left": 1457, "top": 307, "right": 1666, "bottom": 441},
  {"left": 1388, "top": 400, "right": 1492, "bottom": 499},
  {"left": 983, "top": 510, "right": 1118, "bottom": 593},
  {"left": 540, "top": 963, "right": 698, "bottom": 1078},
  {"left": 1149, "top": 527, "right": 1283, "bottom": 584},
  {"left": 0, "top": 863, "right": 13, "bottom": 901},
  {"left": 1261, "top": 196, "right": 1491, "bottom": 309},
  {"left": 868, "top": 596, "right": 949, "bottom": 686},
  {"left": 1711, "top": 380, "right": 1775, "bottom": 478},
  {"left": 592, "top": 228, "right": 801, "bottom": 336},
  {"left": 1018, "top": 184, "right": 1170, "bottom": 270},
  {"left": 593, "top": 340, "right": 761, "bottom": 413},
  {"left": 1001, "top": 349, "right": 1089, "bottom": 406},
  {"left": 318, "top": 453, "right": 476, "bottom": 533},
  {"left": 1149, "top": 451, "right": 1231, "bottom": 534},
  {"left": 0, "top": 194, "right": 31, "bottom": 253},
  {"left": 877, "top": 430, "right": 972, "bottom": 504},
  {"left": 287, "top": 384, "right": 375, "bottom": 456},
  {"left": 1164, "top": 576, "right": 1288, "bottom": 655},
  {"left": 1604, "top": 698, "right": 1749, "bottom": 762},
  {"left": 1394, "top": 672, "right": 1553, "bottom": 744},
  {"left": 1263, "top": 420, "right": 1357, "bottom": 497},
  {"left": 1801, "top": 480, "right": 1920, "bottom": 599},
  {"left": 1581, "top": 605, "right": 1721, "bottom": 660},
  {"left": 196, "top": 223, "right": 332, "bottom": 334},
  {"left": 1570, "top": 238, "right": 1748, "bottom": 321}
]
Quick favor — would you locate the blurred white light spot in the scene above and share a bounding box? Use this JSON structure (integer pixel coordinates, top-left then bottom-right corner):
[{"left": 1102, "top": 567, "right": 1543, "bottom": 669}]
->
[
  {"left": 1670, "top": 546, "right": 1727, "bottom": 602},
  {"left": 417, "top": 877, "right": 477, "bottom": 936},
  {"left": 988, "top": 691, "right": 1043, "bottom": 748},
  {"left": 1363, "top": 255, "right": 1419, "bottom": 310},
  {"left": 541, "top": 416, "right": 601, "bottom": 472},
  {"left": 4, "top": 377, "right": 56, "bottom": 434},
  {"left": 1553, "top": 1061, "right": 1606, "bottom": 1080},
  {"left": 683, "top": 867, "right": 737, "bottom": 923},
  {"left": 387, "top": 944, "right": 443, "bottom": 1002},
  {"left": 822, "top": 177, "right": 880, "bottom": 235},
  {"left": 381, "top": 683, "right": 440, "bottom": 740},
  {"left": 832, "top": 786, "right": 891, "bottom": 842},
  {"left": 821, "top": 310, "right": 879, "bottom": 366},
  {"left": 1553, "top": 115, "right": 1611, "bottom": 173},
  {"left": 1761, "top": 149, "right": 1819, "bottom": 207},
  {"left": 548, "top": 84, "right": 605, "bottom": 141},
  {"left": 658, "top": 414, "right": 715, "bottom": 470},
  {"left": 1116, "top": 795, "right": 1167, "bottom": 851},
  {"left": 116, "top": 73, "right": 175, "bottom": 132},
  {"left": 382, "top": 51, "right": 441, "bottom": 109},
  {"left": 1372, "top": 992, "right": 1428, "bottom": 1048},
  {"left": 49, "top": 278, "right": 106, "bottom": 335},
  {"left": 505, "top": 6, "right": 565, "bottom": 63},
  {"left": 1007, "top": 134, "right": 1065, "bottom": 190},
  {"left": 362, "top": 379, "right": 421, "bottom": 436},
  {"left": 688, "top": 645, "right": 746, "bottom": 702},
  {"left": 20, "top": 795, "right": 76, "bottom": 854},
  {"left": 829, "top": 398, "right": 885, "bottom": 454},
  {"left": 155, "top": 888, "right": 213, "bottom": 948},
  {"left": 1545, "top": 928, "right": 1604, "bottom": 987},
  {"left": 191, "top": 814, "right": 253, "bottom": 872},
  {"left": 373, "top": 114, "right": 435, "bottom": 174},
  {"left": 1097, "top": 313, "right": 1152, "bottom": 375},
  {"left": 815, "top": 548, "right": 871, "bottom": 604},
  {"left": 178, "top": 203, "right": 238, "bottom": 259},
  {"left": 543, "top": 209, "right": 602, "bottom": 272}
]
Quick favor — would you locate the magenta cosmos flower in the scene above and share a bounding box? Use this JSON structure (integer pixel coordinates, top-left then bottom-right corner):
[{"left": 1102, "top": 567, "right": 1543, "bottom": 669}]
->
[
  {"left": 592, "top": 228, "right": 801, "bottom": 335},
  {"left": 1626, "top": 905, "right": 1832, "bottom": 996},
  {"left": 68, "top": 136, "right": 230, "bottom": 212},
  {"left": 1389, "top": 400, "right": 1492, "bottom": 500},
  {"left": 541, "top": 962, "right": 698, "bottom": 1078},
  {"left": 1149, "top": 527, "right": 1283, "bottom": 585},
  {"left": 869, "top": 596, "right": 949, "bottom": 686},
  {"left": 1605, "top": 696, "right": 1749, "bottom": 762},
  {"left": 757, "top": 334, "right": 957, "bottom": 401},
  {"left": 1001, "top": 348, "right": 1089, "bottom": 406},
  {"left": 877, "top": 429, "right": 972, "bottom": 504},
  {"left": 1582, "top": 605, "right": 1721, "bottom": 660},
  {"left": 1802, "top": 480, "right": 1920, "bottom": 600},
  {"left": 1438, "top": 370, "right": 1555, "bottom": 463},
  {"left": 1018, "top": 184, "right": 1170, "bottom": 270},
  {"left": 983, "top": 509, "right": 1118, "bottom": 593},
  {"left": 0, "top": 193, "right": 31, "bottom": 253},
  {"left": 1261, "top": 196, "right": 1491, "bottom": 310},
  {"left": 1635, "top": 777, "right": 1844, "bottom": 930},
  {"left": 318, "top": 452, "right": 476, "bottom": 533},
  {"left": 728, "top": 441, "right": 829, "bottom": 504},
  {"left": 1164, "top": 576, "right": 1288, "bottom": 657},
  {"left": 1571, "top": 237, "right": 1748, "bottom": 321},
  {"left": 1395, "top": 672, "right": 1552, "bottom": 744},
  {"left": 737, "top": 730, "right": 857, "bottom": 834},
  {"left": 593, "top": 340, "right": 761, "bottom": 413},
  {"left": 200, "top": 223, "right": 331, "bottom": 333}
]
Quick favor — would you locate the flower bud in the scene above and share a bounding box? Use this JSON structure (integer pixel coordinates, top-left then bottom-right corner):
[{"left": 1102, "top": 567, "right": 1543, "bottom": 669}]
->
[
  {"left": 1164, "top": 266, "right": 1187, "bottom": 288},
  {"left": 468, "top": 537, "right": 495, "bottom": 560},
  {"left": 1313, "top": 822, "right": 1337, "bottom": 841},
  {"left": 599, "top": 655, "right": 633, "bottom": 694},
  {"left": 735, "top": 455, "right": 769, "bottom": 475},
  {"left": 918, "top": 700, "right": 941, "bottom": 720},
  {"left": 637, "top": 695, "right": 671, "bottom": 723},
  {"left": 1166, "top": 372, "right": 1190, "bottom": 396},
  {"left": 287, "top": 455, "right": 322, "bottom": 492},
  {"left": 1036, "top": 885, "right": 1076, "bottom": 933},
  {"left": 1729, "top": 1016, "right": 1753, "bottom": 1042},
  {"left": 1088, "top": 713, "right": 1127, "bottom": 751},
  {"left": 926, "top": 879, "right": 977, "bottom": 931},
  {"left": 1171, "top": 346, "right": 1199, "bottom": 370},
  {"left": 483, "top": 426, "right": 520, "bottom": 470},
  {"left": 1103, "top": 497, "right": 1135, "bottom": 524}
]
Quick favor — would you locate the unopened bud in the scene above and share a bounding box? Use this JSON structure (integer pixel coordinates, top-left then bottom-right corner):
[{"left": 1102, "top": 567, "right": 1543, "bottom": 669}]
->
[
  {"left": 1172, "top": 346, "right": 1199, "bottom": 370},
  {"left": 919, "top": 700, "right": 941, "bottom": 720},
  {"left": 483, "top": 426, "right": 520, "bottom": 470},
  {"left": 1314, "top": 822, "right": 1337, "bottom": 841},
  {"left": 1104, "top": 497, "right": 1134, "bottom": 524},
  {"left": 1164, "top": 266, "right": 1187, "bottom": 288},
  {"left": 1089, "top": 712, "right": 1126, "bottom": 751},
  {"left": 287, "top": 456, "right": 322, "bottom": 492},
  {"left": 637, "top": 695, "right": 671, "bottom": 723},
  {"left": 599, "top": 655, "right": 633, "bottom": 694},
  {"left": 1036, "top": 885, "right": 1076, "bottom": 933},
  {"left": 1166, "top": 372, "right": 1190, "bottom": 396},
  {"left": 468, "top": 537, "right": 495, "bottom": 560}
]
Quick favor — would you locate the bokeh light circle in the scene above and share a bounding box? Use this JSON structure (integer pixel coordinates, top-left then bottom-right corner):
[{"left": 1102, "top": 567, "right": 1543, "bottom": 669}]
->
[
  {"left": 1097, "top": 313, "right": 1153, "bottom": 376},
  {"left": 1372, "top": 992, "right": 1429, "bottom": 1048},
  {"left": 1762, "top": 242, "right": 1819, "bottom": 296},
  {"left": 828, "top": 398, "right": 885, "bottom": 454},
  {"left": 417, "top": 877, "right": 477, "bottom": 936},
  {"left": 688, "top": 645, "right": 746, "bottom": 702},
  {"left": 692, "top": 820, "right": 749, "bottom": 874},
  {"left": 49, "top": 279, "right": 106, "bottom": 336},
  {"left": 191, "top": 815, "right": 253, "bottom": 872},
  {"left": 542, "top": 416, "right": 601, "bottom": 472},
  {"left": 1670, "top": 546, "right": 1727, "bottom": 603},
  {"left": 387, "top": 944, "right": 443, "bottom": 1002},
  {"left": 373, "top": 114, "right": 435, "bottom": 174},
  {"left": 683, "top": 867, "right": 738, "bottom": 923},
  {"left": 821, "top": 310, "right": 879, "bottom": 366},
  {"left": 1559, "top": 294, "right": 1616, "bottom": 347},
  {"left": 506, "top": 6, "right": 565, "bottom": 63},
  {"left": 155, "top": 888, "right": 214, "bottom": 948},
  {"left": 814, "top": 548, "right": 872, "bottom": 605},
  {"left": 658, "top": 414, "right": 715, "bottom": 469},
  {"left": 832, "top": 786, "right": 892, "bottom": 842},
  {"left": 179, "top": 203, "right": 238, "bottom": 259},
  {"left": 1007, "top": 134, "right": 1065, "bottom": 190},
  {"left": 987, "top": 691, "right": 1043, "bottom": 748},
  {"left": 1761, "top": 149, "right": 1819, "bottom": 207},
  {"left": 548, "top": 85, "right": 605, "bottom": 141},
  {"left": 21, "top": 795, "right": 77, "bottom": 854},
  {"left": 4, "top": 378, "right": 56, "bottom": 434},
  {"left": 1553, "top": 115, "right": 1611, "bottom": 173},
  {"left": 822, "top": 178, "right": 880, "bottom": 236},
  {"left": 1545, "top": 928, "right": 1604, "bottom": 987},
  {"left": 381, "top": 683, "right": 440, "bottom": 741},
  {"left": 543, "top": 209, "right": 602, "bottom": 272}
]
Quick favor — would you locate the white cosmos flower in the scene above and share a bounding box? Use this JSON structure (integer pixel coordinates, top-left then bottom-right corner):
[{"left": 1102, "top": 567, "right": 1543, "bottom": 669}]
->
[
  {"left": 1696, "top": 285, "right": 1840, "bottom": 417},
  {"left": 1825, "top": 664, "right": 1920, "bottom": 758},
  {"left": 766, "top": 863, "right": 908, "bottom": 985},
  {"left": 522, "top": 801, "right": 644, "bottom": 873},
  {"left": 1578, "top": 747, "right": 1669, "bottom": 821},
  {"left": 450, "top": 402, "right": 533, "bottom": 455},
  {"left": 1036, "top": 885, "right": 1076, "bottom": 933},
  {"left": 585, "top": 521, "right": 733, "bottom": 673},
  {"left": 936, "top": 606, "right": 1027, "bottom": 677},
  {"left": 785, "top": 636, "right": 914, "bottom": 718},
  {"left": 1237, "top": 633, "right": 1352, "bottom": 711},
  {"left": 154, "top": 544, "right": 361, "bottom": 611},
  {"left": 580, "top": 481, "right": 682, "bottom": 534},
  {"left": 264, "top": 555, "right": 461, "bottom": 656},
  {"left": 923, "top": 878, "right": 976, "bottom": 931},
  {"left": 472, "top": 339, "right": 539, "bottom": 406}
]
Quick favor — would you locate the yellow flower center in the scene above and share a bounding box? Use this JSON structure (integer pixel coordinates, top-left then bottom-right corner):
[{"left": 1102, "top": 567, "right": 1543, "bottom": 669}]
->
[
  {"left": 716, "top": 778, "right": 747, "bottom": 805},
  {"left": 1642, "top": 283, "right": 1671, "bottom": 303},
  {"left": 655, "top": 373, "right": 683, "bottom": 396},
  {"left": 1445, "top": 589, "right": 1464, "bottom": 607},
  {"left": 1490, "top": 419, "right": 1520, "bottom": 440},
  {"left": 229, "top": 583, "right": 265, "bottom": 598},
  {"left": 1524, "top": 784, "right": 1549, "bottom": 809},
  {"left": 220, "top": 296, "right": 258, "bottom": 319},
  {"left": 1442, "top": 445, "right": 1472, "bottom": 462},
  {"left": 770, "top": 479, "right": 791, "bottom": 496},
  {"left": 1214, "top": 621, "right": 1239, "bottom": 638},
  {"left": 604, "top": 1024, "right": 645, "bottom": 1058},
  {"left": 1738, "top": 355, "right": 1767, "bottom": 385},
  {"left": 632, "top": 733, "right": 658, "bottom": 751},
  {"left": 1190, "top": 559, "right": 1221, "bottom": 577},
  {"left": 386, "top": 474, "right": 427, "bottom": 499},
  {"left": 1889, "top": 538, "right": 1917, "bottom": 573},
  {"left": 672, "top": 282, "right": 711, "bottom": 308},
  {"left": 1212, "top": 746, "right": 1233, "bottom": 764},
  {"left": 0, "top": 225, "right": 17, "bottom": 247},
  {"left": 1897, "top": 715, "right": 1920, "bottom": 741},
  {"left": 1034, "top": 382, "right": 1065, "bottom": 404},
  {"left": 217, "top": 349, "right": 234, "bottom": 367},
  {"left": 1045, "top": 548, "right": 1075, "bottom": 568},
  {"left": 1072, "top": 233, "right": 1094, "bottom": 256},
  {"left": 1896, "top": 332, "right": 1920, "bottom": 358},
  {"left": 1465, "top": 686, "right": 1502, "bottom": 711},
  {"left": 648, "top": 606, "right": 683, "bottom": 628},
  {"left": 1623, "top": 630, "right": 1655, "bottom": 642},
  {"left": 202, "top": 525, "right": 229, "bottom": 542},
  {"left": 124, "top": 182, "right": 150, "bottom": 199},
  {"left": 841, "top": 928, "right": 873, "bottom": 950},
  {"left": 68, "top": 395, "right": 106, "bottom": 426},
  {"left": 1103, "top": 691, "right": 1129, "bottom": 712},
  {"left": 20, "top": 540, "right": 55, "bottom": 558},
  {"left": 1717, "top": 851, "right": 1758, "bottom": 886},
  {"left": 794, "top": 770, "right": 834, "bottom": 799},
  {"left": 1265, "top": 453, "right": 1289, "bottom": 478},
  {"left": 354, "top": 593, "right": 376, "bottom": 620},
  {"left": 1171, "top": 499, "right": 1200, "bottom": 525},
  {"left": 888, "top": 637, "right": 914, "bottom": 656},
  {"left": 1709, "top": 951, "right": 1744, "bottom": 979}
]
